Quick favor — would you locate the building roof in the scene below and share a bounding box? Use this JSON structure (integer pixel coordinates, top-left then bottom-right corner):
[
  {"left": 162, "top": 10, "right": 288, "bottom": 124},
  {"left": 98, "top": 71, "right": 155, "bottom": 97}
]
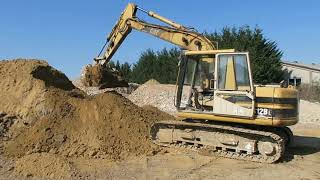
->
[{"left": 282, "top": 61, "right": 320, "bottom": 72}]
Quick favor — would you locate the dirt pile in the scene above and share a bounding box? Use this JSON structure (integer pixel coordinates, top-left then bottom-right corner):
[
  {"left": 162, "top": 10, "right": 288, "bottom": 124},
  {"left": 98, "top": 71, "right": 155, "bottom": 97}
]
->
[
  {"left": 0, "top": 59, "right": 78, "bottom": 124},
  {"left": 5, "top": 92, "right": 172, "bottom": 160},
  {"left": 81, "top": 64, "right": 128, "bottom": 89},
  {"left": 0, "top": 59, "right": 174, "bottom": 161}
]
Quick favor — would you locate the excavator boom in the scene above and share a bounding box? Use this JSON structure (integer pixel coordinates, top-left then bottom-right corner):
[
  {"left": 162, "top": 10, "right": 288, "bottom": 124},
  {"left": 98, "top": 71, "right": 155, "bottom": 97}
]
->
[{"left": 94, "top": 3, "right": 215, "bottom": 65}]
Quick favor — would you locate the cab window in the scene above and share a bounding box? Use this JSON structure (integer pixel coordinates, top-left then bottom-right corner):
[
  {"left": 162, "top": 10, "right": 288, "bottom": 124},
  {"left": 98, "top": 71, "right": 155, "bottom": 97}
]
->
[{"left": 217, "top": 54, "right": 251, "bottom": 91}]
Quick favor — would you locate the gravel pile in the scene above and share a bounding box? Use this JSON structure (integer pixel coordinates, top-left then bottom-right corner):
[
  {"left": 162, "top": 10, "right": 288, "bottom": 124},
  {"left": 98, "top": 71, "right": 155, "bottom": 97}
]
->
[
  {"left": 299, "top": 100, "right": 320, "bottom": 124},
  {"left": 128, "top": 84, "right": 179, "bottom": 115}
]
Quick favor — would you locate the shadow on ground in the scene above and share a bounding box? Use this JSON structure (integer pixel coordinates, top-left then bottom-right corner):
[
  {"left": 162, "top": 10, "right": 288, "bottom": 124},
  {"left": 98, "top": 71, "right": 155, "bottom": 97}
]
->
[{"left": 282, "top": 135, "right": 320, "bottom": 162}]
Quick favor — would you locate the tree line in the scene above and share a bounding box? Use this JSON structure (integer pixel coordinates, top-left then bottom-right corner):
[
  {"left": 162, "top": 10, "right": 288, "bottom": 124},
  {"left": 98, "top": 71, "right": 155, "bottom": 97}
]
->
[{"left": 109, "top": 26, "right": 285, "bottom": 85}]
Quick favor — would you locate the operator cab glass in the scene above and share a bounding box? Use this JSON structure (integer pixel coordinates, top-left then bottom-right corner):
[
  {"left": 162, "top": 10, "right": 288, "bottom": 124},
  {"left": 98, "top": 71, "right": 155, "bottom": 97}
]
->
[
  {"left": 217, "top": 54, "right": 251, "bottom": 91},
  {"left": 177, "top": 55, "right": 215, "bottom": 110},
  {"left": 176, "top": 52, "right": 255, "bottom": 118}
]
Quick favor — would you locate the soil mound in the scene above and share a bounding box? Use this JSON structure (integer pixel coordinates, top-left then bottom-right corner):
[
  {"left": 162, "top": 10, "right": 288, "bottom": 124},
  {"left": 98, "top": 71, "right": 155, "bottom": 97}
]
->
[
  {"left": 1, "top": 59, "right": 174, "bottom": 161},
  {"left": 0, "top": 59, "right": 78, "bottom": 124},
  {"left": 5, "top": 92, "right": 172, "bottom": 160}
]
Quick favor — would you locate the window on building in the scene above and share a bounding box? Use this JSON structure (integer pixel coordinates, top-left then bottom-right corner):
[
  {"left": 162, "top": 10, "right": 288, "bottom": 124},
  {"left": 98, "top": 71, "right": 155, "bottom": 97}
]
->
[{"left": 288, "top": 77, "right": 301, "bottom": 87}]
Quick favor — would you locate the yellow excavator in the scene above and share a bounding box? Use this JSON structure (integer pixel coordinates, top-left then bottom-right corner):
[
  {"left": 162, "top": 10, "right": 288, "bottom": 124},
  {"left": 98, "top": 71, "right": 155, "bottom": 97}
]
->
[{"left": 87, "top": 3, "right": 299, "bottom": 163}]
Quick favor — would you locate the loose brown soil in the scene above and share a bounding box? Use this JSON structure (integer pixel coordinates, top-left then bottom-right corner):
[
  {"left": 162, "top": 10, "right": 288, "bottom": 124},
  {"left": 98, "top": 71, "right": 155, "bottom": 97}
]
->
[
  {"left": 0, "top": 59, "right": 174, "bottom": 162},
  {"left": 0, "top": 59, "right": 77, "bottom": 124}
]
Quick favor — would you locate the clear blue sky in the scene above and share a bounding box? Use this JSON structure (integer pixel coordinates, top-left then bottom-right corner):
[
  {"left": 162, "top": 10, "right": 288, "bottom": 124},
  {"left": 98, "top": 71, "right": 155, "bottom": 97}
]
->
[{"left": 1, "top": 0, "right": 319, "bottom": 78}]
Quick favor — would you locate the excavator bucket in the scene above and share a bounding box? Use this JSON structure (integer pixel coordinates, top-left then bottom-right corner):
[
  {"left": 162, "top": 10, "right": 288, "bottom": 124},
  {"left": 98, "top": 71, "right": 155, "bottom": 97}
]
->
[{"left": 81, "top": 64, "right": 128, "bottom": 89}]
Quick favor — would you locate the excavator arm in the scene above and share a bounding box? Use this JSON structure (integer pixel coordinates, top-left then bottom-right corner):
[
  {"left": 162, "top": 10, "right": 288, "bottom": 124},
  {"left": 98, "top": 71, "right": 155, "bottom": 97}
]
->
[{"left": 94, "top": 3, "right": 215, "bottom": 65}]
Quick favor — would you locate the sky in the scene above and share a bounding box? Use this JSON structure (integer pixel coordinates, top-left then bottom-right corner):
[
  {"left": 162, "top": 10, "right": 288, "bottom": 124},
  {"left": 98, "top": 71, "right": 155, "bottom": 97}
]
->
[{"left": 1, "top": 0, "right": 319, "bottom": 78}]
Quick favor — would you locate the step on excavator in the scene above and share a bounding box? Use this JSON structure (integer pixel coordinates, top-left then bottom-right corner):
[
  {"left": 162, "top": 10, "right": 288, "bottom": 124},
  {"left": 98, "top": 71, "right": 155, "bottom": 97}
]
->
[{"left": 84, "top": 3, "right": 299, "bottom": 163}]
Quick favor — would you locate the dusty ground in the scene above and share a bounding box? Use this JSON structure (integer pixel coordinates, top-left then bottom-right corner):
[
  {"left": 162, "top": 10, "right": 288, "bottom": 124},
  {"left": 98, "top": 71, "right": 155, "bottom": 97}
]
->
[
  {"left": 91, "top": 124, "right": 320, "bottom": 180},
  {"left": 1, "top": 124, "right": 319, "bottom": 180}
]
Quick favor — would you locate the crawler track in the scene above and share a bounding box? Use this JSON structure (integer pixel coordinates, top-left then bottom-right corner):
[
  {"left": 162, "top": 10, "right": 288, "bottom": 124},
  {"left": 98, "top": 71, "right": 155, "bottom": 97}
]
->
[{"left": 151, "top": 120, "right": 290, "bottom": 163}]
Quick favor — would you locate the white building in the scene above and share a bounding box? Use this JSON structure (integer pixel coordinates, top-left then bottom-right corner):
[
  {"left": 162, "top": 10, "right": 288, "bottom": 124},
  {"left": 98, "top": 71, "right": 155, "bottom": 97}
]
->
[{"left": 282, "top": 61, "right": 320, "bottom": 86}]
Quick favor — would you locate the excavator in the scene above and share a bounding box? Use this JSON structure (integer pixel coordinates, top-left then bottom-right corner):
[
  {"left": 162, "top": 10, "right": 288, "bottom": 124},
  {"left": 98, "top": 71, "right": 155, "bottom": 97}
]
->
[{"left": 84, "top": 3, "right": 299, "bottom": 163}]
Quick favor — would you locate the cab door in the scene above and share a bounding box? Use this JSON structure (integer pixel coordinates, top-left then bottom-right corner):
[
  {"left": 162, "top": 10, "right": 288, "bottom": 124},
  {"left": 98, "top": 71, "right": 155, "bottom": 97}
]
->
[{"left": 213, "top": 53, "right": 255, "bottom": 118}]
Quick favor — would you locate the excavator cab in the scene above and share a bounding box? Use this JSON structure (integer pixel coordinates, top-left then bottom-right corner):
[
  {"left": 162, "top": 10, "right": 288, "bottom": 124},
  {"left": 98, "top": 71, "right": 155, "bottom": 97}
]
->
[{"left": 176, "top": 51, "right": 255, "bottom": 118}]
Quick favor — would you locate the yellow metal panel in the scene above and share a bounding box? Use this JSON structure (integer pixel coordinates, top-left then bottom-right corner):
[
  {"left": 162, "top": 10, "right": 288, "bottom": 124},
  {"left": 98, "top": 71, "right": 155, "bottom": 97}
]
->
[
  {"left": 184, "top": 49, "right": 235, "bottom": 56},
  {"left": 235, "top": 102, "right": 296, "bottom": 109},
  {"left": 177, "top": 112, "right": 298, "bottom": 127},
  {"left": 255, "top": 86, "right": 298, "bottom": 99},
  {"left": 255, "top": 86, "right": 274, "bottom": 98},
  {"left": 256, "top": 103, "right": 296, "bottom": 109},
  {"left": 274, "top": 88, "right": 298, "bottom": 98},
  {"left": 177, "top": 112, "right": 273, "bottom": 126}
]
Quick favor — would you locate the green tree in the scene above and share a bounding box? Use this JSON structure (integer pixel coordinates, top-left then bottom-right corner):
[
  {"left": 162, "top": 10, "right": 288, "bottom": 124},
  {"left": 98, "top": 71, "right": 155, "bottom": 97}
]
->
[
  {"left": 130, "top": 49, "right": 158, "bottom": 84},
  {"left": 119, "top": 62, "right": 131, "bottom": 81},
  {"left": 130, "top": 48, "right": 180, "bottom": 84},
  {"left": 108, "top": 61, "right": 116, "bottom": 69},
  {"left": 115, "top": 60, "right": 121, "bottom": 71},
  {"left": 205, "top": 26, "right": 284, "bottom": 84}
]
